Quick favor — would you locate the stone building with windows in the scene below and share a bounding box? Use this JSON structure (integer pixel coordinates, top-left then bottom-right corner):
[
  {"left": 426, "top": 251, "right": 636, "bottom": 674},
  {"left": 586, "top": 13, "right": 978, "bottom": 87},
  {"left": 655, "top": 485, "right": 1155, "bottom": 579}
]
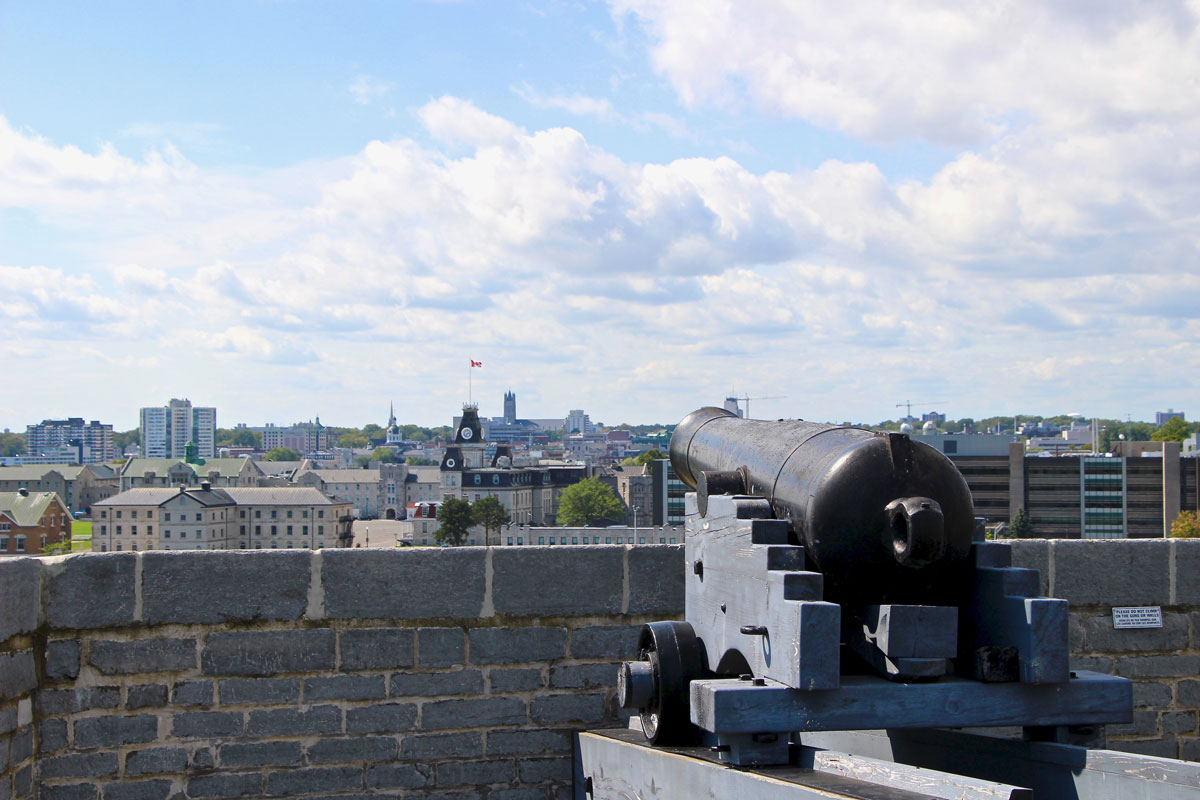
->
[
  {"left": 92, "top": 485, "right": 351, "bottom": 552},
  {"left": 117, "top": 458, "right": 264, "bottom": 492},
  {"left": 0, "top": 464, "right": 118, "bottom": 514},
  {"left": 0, "top": 489, "right": 71, "bottom": 556}
]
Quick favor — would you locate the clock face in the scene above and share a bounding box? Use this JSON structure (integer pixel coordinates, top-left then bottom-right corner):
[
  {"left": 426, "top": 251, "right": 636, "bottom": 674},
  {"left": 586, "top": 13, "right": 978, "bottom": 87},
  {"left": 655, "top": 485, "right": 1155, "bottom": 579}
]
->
[
  {"left": 461, "top": 428, "right": 474, "bottom": 440},
  {"left": 445, "top": 458, "right": 457, "bottom": 468}
]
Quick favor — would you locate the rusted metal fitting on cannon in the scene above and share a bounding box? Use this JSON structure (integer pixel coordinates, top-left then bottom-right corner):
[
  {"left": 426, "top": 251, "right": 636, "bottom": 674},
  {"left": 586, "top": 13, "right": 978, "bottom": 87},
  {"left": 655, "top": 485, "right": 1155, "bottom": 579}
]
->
[
  {"left": 697, "top": 467, "right": 748, "bottom": 517},
  {"left": 884, "top": 496, "right": 945, "bottom": 568}
]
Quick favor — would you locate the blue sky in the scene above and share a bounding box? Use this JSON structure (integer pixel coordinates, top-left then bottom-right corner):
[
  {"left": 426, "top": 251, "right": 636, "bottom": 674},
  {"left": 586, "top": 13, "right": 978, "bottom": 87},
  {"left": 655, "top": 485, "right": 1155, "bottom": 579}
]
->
[{"left": 2, "top": 1, "right": 1198, "bottom": 430}]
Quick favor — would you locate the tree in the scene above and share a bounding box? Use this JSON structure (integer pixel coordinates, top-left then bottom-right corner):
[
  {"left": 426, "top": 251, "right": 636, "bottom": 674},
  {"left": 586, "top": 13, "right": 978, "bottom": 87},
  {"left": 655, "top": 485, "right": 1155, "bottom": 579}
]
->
[
  {"left": 1152, "top": 417, "right": 1192, "bottom": 443},
  {"left": 472, "top": 496, "right": 511, "bottom": 543},
  {"left": 1008, "top": 508, "right": 1033, "bottom": 539},
  {"left": 362, "top": 424, "right": 385, "bottom": 441},
  {"left": 338, "top": 431, "right": 369, "bottom": 448},
  {"left": 556, "top": 478, "right": 625, "bottom": 527},
  {"left": 112, "top": 429, "right": 139, "bottom": 451},
  {"left": 0, "top": 432, "right": 25, "bottom": 457},
  {"left": 1172, "top": 510, "right": 1200, "bottom": 539},
  {"left": 434, "top": 497, "right": 474, "bottom": 546},
  {"left": 263, "top": 447, "right": 301, "bottom": 461},
  {"left": 231, "top": 430, "right": 261, "bottom": 448},
  {"left": 406, "top": 456, "right": 437, "bottom": 466}
]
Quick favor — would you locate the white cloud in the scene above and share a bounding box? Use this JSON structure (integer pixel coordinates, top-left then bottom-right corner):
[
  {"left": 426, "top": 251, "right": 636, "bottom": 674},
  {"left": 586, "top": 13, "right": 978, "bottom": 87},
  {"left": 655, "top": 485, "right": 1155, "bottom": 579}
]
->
[
  {"left": 513, "top": 83, "right": 615, "bottom": 118},
  {"left": 348, "top": 74, "right": 392, "bottom": 106}
]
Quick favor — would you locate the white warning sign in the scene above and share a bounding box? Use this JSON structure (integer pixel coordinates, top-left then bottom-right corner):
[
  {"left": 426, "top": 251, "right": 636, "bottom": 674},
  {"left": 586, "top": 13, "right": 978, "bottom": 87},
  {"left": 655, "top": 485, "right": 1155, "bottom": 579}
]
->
[{"left": 1112, "top": 606, "right": 1163, "bottom": 629}]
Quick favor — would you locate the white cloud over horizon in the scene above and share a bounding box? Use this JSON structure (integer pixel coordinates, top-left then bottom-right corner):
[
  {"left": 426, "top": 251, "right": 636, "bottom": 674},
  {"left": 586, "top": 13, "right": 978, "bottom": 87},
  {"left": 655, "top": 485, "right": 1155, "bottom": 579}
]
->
[{"left": 3, "top": 1, "right": 1200, "bottom": 429}]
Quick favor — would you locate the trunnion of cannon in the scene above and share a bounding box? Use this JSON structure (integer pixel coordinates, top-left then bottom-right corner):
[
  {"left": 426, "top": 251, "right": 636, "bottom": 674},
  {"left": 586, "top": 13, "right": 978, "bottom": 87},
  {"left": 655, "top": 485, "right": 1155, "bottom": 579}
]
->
[{"left": 619, "top": 407, "right": 1132, "bottom": 766}]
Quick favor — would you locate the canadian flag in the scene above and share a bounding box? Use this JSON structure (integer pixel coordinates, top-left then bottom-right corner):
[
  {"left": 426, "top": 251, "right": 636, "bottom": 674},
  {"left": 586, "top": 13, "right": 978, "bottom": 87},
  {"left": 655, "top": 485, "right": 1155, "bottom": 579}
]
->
[{"left": 471, "top": 360, "right": 483, "bottom": 368}]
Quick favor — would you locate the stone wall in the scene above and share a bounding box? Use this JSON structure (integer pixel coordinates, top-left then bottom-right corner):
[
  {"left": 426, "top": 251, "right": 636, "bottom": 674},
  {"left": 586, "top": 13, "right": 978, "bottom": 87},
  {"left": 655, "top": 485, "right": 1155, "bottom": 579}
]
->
[
  {"left": 0, "top": 547, "right": 679, "bottom": 800},
  {"left": 2, "top": 540, "right": 1199, "bottom": 800},
  {"left": 1010, "top": 538, "right": 1200, "bottom": 760}
]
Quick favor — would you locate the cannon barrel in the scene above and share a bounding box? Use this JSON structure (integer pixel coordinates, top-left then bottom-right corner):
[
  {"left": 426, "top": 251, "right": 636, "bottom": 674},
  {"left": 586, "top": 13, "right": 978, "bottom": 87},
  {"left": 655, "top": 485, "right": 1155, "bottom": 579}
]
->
[{"left": 669, "top": 407, "right": 975, "bottom": 607}]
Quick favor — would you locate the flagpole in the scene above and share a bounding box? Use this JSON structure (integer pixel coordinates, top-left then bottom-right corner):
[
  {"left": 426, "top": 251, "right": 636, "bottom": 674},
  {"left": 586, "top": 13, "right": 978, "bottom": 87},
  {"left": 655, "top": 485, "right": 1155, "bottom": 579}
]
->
[{"left": 469, "top": 361, "right": 472, "bottom": 405}]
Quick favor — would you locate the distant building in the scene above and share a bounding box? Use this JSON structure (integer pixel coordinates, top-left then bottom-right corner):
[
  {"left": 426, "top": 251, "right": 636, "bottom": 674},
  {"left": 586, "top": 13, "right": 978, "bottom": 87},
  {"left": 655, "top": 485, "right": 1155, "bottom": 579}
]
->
[
  {"left": 0, "top": 489, "right": 71, "bottom": 556},
  {"left": 25, "top": 418, "right": 114, "bottom": 463},
  {"left": 495, "top": 524, "right": 683, "bottom": 547},
  {"left": 565, "top": 409, "right": 593, "bottom": 434},
  {"left": 257, "top": 419, "right": 328, "bottom": 454},
  {"left": 1157, "top": 409, "right": 1186, "bottom": 425},
  {"left": 0, "top": 465, "right": 118, "bottom": 514},
  {"left": 140, "top": 399, "right": 216, "bottom": 459},
  {"left": 93, "top": 485, "right": 351, "bottom": 552},
  {"left": 117, "top": 458, "right": 264, "bottom": 492},
  {"left": 649, "top": 459, "right": 686, "bottom": 527}
]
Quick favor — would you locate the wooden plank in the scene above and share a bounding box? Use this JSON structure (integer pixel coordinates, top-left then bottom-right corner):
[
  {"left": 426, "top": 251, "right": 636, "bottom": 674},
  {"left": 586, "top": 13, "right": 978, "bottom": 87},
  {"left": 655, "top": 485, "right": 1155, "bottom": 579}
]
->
[
  {"left": 577, "top": 729, "right": 1033, "bottom": 800},
  {"left": 960, "top": 567, "right": 1069, "bottom": 685},
  {"left": 802, "top": 729, "right": 1200, "bottom": 800},
  {"left": 690, "top": 670, "right": 1132, "bottom": 735}
]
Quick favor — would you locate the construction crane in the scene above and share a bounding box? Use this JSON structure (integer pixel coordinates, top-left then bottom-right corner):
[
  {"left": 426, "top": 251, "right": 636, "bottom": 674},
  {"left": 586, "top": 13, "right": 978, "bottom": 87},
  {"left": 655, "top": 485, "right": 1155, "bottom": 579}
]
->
[
  {"left": 895, "top": 400, "right": 945, "bottom": 425},
  {"left": 728, "top": 394, "right": 787, "bottom": 419}
]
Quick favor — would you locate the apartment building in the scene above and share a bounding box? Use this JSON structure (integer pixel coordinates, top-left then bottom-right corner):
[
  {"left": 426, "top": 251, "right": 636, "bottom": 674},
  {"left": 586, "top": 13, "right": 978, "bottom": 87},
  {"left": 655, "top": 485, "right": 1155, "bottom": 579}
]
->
[
  {"left": 140, "top": 399, "right": 216, "bottom": 459},
  {"left": 0, "top": 489, "right": 71, "bottom": 556},
  {"left": 222, "top": 487, "right": 352, "bottom": 550},
  {"left": 24, "top": 418, "right": 114, "bottom": 463}
]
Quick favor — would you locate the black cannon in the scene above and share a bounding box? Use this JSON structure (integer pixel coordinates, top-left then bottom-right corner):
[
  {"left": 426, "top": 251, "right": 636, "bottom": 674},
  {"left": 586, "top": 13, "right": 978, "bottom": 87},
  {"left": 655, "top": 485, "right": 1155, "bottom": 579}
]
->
[{"left": 617, "top": 407, "right": 1131, "bottom": 766}]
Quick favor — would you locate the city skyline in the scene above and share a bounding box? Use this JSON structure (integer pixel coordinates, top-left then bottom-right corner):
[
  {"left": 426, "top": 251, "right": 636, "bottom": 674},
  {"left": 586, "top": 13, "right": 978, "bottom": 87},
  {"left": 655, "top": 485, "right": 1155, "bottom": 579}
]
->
[{"left": 3, "top": 2, "right": 1198, "bottom": 430}]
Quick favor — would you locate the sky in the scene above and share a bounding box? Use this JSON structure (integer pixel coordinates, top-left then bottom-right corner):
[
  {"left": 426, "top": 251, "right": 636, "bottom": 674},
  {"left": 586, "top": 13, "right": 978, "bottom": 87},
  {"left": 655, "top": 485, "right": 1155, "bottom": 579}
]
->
[{"left": 2, "top": 0, "right": 1198, "bottom": 431}]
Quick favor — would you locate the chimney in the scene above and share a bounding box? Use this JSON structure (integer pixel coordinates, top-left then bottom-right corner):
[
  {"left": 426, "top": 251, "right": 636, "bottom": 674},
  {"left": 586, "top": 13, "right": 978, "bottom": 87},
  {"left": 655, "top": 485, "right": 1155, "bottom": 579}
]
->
[
  {"left": 201, "top": 481, "right": 212, "bottom": 492},
  {"left": 18, "top": 487, "right": 28, "bottom": 497}
]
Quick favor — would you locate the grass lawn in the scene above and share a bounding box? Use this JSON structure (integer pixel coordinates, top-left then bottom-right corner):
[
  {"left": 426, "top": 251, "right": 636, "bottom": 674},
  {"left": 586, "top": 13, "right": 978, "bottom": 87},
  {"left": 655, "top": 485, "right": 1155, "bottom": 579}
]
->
[{"left": 71, "top": 520, "right": 93, "bottom": 553}]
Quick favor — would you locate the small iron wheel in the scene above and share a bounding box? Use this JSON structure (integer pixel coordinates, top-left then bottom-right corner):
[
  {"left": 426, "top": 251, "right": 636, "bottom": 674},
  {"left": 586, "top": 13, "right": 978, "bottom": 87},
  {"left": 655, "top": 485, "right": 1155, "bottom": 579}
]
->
[{"left": 637, "top": 621, "right": 703, "bottom": 745}]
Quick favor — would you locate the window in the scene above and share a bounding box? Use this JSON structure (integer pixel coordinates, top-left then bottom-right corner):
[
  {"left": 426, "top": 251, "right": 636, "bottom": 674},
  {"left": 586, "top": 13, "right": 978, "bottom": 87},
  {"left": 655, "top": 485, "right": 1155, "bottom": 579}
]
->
[
  {"left": 100, "top": 510, "right": 107, "bottom": 519},
  {"left": 538, "top": 537, "right": 545, "bottom": 544},
  {"left": 318, "top": 510, "right": 325, "bottom": 518},
  {"left": 255, "top": 509, "right": 262, "bottom": 518},
  {"left": 271, "top": 526, "right": 277, "bottom": 536},
  {"left": 195, "top": 530, "right": 201, "bottom": 538},
  {"left": 165, "top": 531, "right": 171, "bottom": 538},
  {"left": 271, "top": 510, "right": 277, "bottom": 519},
  {"left": 132, "top": 510, "right": 138, "bottom": 519},
  {"left": 287, "top": 510, "right": 293, "bottom": 518},
  {"left": 100, "top": 525, "right": 106, "bottom": 535},
  {"left": 302, "top": 526, "right": 308, "bottom": 535},
  {"left": 517, "top": 537, "right": 523, "bottom": 545},
  {"left": 0, "top": 536, "right": 7, "bottom": 550},
  {"left": 116, "top": 510, "right": 122, "bottom": 519},
  {"left": 240, "top": 510, "right": 246, "bottom": 518},
  {"left": 287, "top": 525, "right": 293, "bottom": 535},
  {"left": 116, "top": 525, "right": 123, "bottom": 535},
  {"left": 165, "top": 512, "right": 171, "bottom": 521},
  {"left": 605, "top": 537, "right": 612, "bottom": 544},
  {"left": 131, "top": 525, "right": 138, "bottom": 535},
  {"left": 240, "top": 525, "right": 246, "bottom": 535},
  {"left": 16, "top": 536, "right": 25, "bottom": 552},
  {"left": 180, "top": 531, "right": 187, "bottom": 539},
  {"left": 302, "top": 510, "right": 309, "bottom": 518},
  {"left": 572, "top": 537, "right": 578, "bottom": 544},
  {"left": 195, "top": 513, "right": 201, "bottom": 522},
  {"left": 147, "top": 526, "right": 153, "bottom": 535},
  {"left": 318, "top": 525, "right": 324, "bottom": 534},
  {"left": 507, "top": 537, "right": 514, "bottom": 545}
]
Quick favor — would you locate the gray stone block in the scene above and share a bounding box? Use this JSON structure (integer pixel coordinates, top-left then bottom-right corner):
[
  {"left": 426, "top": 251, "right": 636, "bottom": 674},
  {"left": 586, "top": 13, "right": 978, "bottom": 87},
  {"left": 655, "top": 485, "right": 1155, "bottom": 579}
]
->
[
  {"left": 418, "top": 628, "right": 465, "bottom": 668},
  {"left": 247, "top": 706, "right": 340, "bottom": 737},
  {"left": 468, "top": 628, "right": 566, "bottom": 665},
  {"left": 549, "top": 663, "right": 617, "bottom": 690},
  {"left": 1107, "top": 709, "right": 1159, "bottom": 737},
  {"left": 10, "top": 727, "right": 32, "bottom": 762},
  {"left": 124, "top": 747, "right": 188, "bottom": 776},
  {"left": 1163, "top": 710, "right": 1198, "bottom": 734},
  {"left": 390, "top": 669, "right": 483, "bottom": 697},
  {"left": 1009, "top": 540, "right": 1051, "bottom": 597},
  {"left": 264, "top": 766, "right": 362, "bottom": 796},
  {"left": 569, "top": 625, "right": 640, "bottom": 660},
  {"left": 1179, "top": 679, "right": 1200, "bottom": 707},
  {"left": 201, "top": 629, "right": 335, "bottom": 675},
  {"left": 1053, "top": 540, "right": 1169, "bottom": 605},
  {"left": 345, "top": 703, "right": 417, "bottom": 734},
  {"left": 39, "top": 718, "right": 69, "bottom": 754},
  {"left": 323, "top": 549, "right": 486, "bottom": 620},
  {"left": 88, "top": 639, "right": 196, "bottom": 675},
  {"left": 0, "top": 559, "right": 39, "bottom": 640},
  {"left": 1111, "top": 737, "right": 1177, "bottom": 759},
  {"left": 486, "top": 728, "right": 570, "bottom": 756},
  {"left": 491, "top": 790, "right": 548, "bottom": 800},
  {"left": 1068, "top": 656, "right": 1113, "bottom": 674},
  {"left": 1081, "top": 612, "right": 1188, "bottom": 652},
  {"left": 489, "top": 668, "right": 543, "bottom": 693},
  {"left": 530, "top": 693, "right": 607, "bottom": 725},
  {"left": 141, "top": 550, "right": 310, "bottom": 625},
  {"left": 1131, "top": 679, "right": 1174, "bottom": 708},
  {"left": 217, "top": 678, "right": 299, "bottom": 706},
  {"left": 518, "top": 757, "right": 572, "bottom": 783},
  {"left": 102, "top": 780, "right": 173, "bottom": 800},
  {"left": 73, "top": 715, "right": 158, "bottom": 749},
  {"left": 1174, "top": 539, "right": 1200, "bottom": 604},
  {"left": 45, "top": 640, "right": 80, "bottom": 681},
  {"left": 339, "top": 628, "right": 414, "bottom": 671},
  {"left": 15, "top": 763, "right": 32, "bottom": 797},
  {"left": 0, "top": 704, "right": 14, "bottom": 735},
  {"left": 192, "top": 748, "right": 216, "bottom": 769},
  {"left": 1182, "top": 738, "right": 1200, "bottom": 761},
  {"left": 436, "top": 759, "right": 514, "bottom": 787},
  {"left": 126, "top": 685, "right": 168, "bottom": 710},
  {"left": 171, "top": 711, "right": 244, "bottom": 739},
  {"left": 398, "top": 732, "right": 482, "bottom": 760},
  {"left": 365, "top": 763, "right": 432, "bottom": 790},
  {"left": 627, "top": 545, "right": 685, "bottom": 615},
  {"left": 38, "top": 687, "right": 120, "bottom": 716},
  {"left": 303, "top": 675, "right": 386, "bottom": 701},
  {"left": 218, "top": 741, "right": 303, "bottom": 768},
  {"left": 39, "top": 784, "right": 98, "bottom": 800},
  {"left": 1116, "top": 654, "right": 1200, "bottom": 678},
  {"left": 47, "top": 553, "right": 137, "bottom": 629},
  {"left": 39, "top": 752, "right": 119, "bottom": 779},
  {"left": 307, "top": 737, "right": 397, "bottom": 764},
  {"left": 171, "top": 681, "right": 214, "bottom": 706},
  {"left": 421, "top": 697, "right": 527, "bottom": 729},
  {"left": 0, "top": 652, "right": 36, "bottom": 701},
  {"left": 186, "top": 772, "right": 263, "bottom": 799},
  {"left": 491, "top": 548, "right": 622, "bottom": 616}
]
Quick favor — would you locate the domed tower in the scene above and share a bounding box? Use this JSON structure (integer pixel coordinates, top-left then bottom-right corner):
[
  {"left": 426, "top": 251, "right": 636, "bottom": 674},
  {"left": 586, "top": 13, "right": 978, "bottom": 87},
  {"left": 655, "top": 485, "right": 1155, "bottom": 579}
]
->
[{"left": 386, "top": 402, "right": 402, "bottom": 446}]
